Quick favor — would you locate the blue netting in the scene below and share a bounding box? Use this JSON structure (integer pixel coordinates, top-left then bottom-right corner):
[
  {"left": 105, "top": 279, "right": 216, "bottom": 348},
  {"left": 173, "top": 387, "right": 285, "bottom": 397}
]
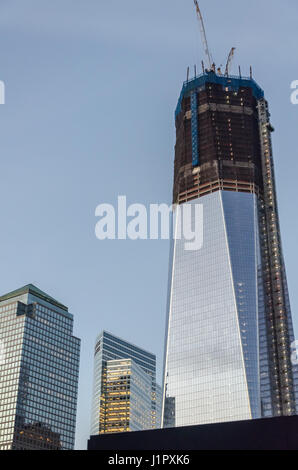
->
[
  {"left": 191, "top": 91, "right": 199, "bottom": 166},
  {"left": 175, "top": 71, "right": 264, "bottom": 118}
]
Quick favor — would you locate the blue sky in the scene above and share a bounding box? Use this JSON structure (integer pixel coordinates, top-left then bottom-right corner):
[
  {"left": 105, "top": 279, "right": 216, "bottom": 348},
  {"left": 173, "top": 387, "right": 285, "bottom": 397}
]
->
[{"left": 0, "top": 0, "right": 297, "bottom": 450}]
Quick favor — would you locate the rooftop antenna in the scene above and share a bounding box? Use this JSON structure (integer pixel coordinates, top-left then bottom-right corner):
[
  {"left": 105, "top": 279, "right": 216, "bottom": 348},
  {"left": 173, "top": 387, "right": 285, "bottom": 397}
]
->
[
  {"left": 250, "top": 66, "right": 253, "bottom": 79},
  {"left": 239, "top": 65, "right": 242, "bottom": 79},
  {"left": 187, "top": 66, "right": 190, "bottom": 82},
  {"left": 194, "top": 64, "right": 197, "bottom": 77},
  {"left": 193, "top": 0, "right": 213, "bottom": 70},
  {"left": 225, "top": 47, "right": 236, "bottom": 76}
]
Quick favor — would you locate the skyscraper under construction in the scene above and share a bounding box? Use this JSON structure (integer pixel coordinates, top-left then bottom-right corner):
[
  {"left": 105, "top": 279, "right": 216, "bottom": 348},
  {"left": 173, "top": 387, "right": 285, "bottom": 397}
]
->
[{"left": 162, "top": 67, "right": 298, "bottom": 427}]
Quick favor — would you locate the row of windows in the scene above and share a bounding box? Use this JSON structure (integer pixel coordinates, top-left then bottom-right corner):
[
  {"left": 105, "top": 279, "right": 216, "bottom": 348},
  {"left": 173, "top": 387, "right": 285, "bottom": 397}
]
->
[{"left": 0, "top": 299, "right": 80, "bottom": 450}]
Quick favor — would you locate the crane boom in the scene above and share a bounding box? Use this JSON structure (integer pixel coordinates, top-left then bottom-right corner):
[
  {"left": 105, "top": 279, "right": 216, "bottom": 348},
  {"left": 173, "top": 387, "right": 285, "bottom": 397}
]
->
[
  {"left": 225, "top": 47, "right": 236, "bottom": 76},
  {"left": 193, "top": 0, "right": 212, "bottom": 70}
]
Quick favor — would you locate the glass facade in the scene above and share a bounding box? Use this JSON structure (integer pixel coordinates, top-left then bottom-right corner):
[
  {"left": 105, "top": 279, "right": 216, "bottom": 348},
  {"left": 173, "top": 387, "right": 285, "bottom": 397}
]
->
[
  {"left": 0, "top": 285, "right": 80, "bottom": 450},
  {"left": 163, "top": 191, "right": 261, "bottom": 427},
  {"left": 90, "top": 331, "right": 161, "bottom": 435},
  {"left": 99, "top": 359, "right": 153, "bottom": 433},
  {"left": 163, "top": 71, "right": 298, "bottom": 426},
  {"left": 155, "top": 383, "right": 162, "bottom": 429}
]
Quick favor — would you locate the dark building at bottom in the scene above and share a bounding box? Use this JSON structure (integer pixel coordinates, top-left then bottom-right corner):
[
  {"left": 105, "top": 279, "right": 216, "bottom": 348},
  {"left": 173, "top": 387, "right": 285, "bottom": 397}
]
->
[
  {"left": 88, "top": 415, "right": 298, "bottom": 450},
  {"left": 13, "top": 422, "right": 61, "bottom": 451}
]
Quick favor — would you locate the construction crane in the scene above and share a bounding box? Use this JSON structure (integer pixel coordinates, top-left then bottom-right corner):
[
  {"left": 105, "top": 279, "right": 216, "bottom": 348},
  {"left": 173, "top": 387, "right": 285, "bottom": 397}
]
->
[
  {"left": 225, "top": 47, "right": 236, "bottom": 76},
  {"left": 193, "top": 0, "right": 212, "bottom": 70}
]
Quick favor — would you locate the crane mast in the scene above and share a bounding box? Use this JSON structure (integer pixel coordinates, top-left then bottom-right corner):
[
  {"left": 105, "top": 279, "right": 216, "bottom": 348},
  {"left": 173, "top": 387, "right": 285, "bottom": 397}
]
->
[
  {"left": 192, "top": 1, "right": 236, "bottom": 77},
  {"left": 193, "top": 0, "right": 212, "bottom": 70},
  {"left": 225, "top": 47, "right": 236, "bottom": 76}
]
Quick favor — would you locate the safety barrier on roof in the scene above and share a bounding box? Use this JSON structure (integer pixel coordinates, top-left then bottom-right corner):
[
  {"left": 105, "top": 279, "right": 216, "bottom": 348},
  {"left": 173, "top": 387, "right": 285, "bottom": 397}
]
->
[{"left": 175, "top": 71, "right": 264, "bottom": 117}]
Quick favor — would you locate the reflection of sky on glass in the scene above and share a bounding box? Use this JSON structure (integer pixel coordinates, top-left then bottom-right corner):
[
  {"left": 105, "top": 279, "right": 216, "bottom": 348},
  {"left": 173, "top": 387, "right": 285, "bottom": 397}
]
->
[
  {"left": 0, "top": 0, "right": 297, "bottom": 448},
  {"left": 164, "top": 192, "right": 260, "bottom": 426}
]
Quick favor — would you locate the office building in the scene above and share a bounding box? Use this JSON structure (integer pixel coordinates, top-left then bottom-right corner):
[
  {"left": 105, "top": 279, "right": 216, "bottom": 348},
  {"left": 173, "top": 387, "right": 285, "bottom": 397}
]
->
[
  {"left": 90, "top": 331, "right": 161, "bottom": 435},
  {"left": 0, "top": 284, "right": 80, "bottom": 450},
  {"left": 99, "top": 358, "right": 152, "bottom": 433},
  {"left": 162, "top": 70, "right": 298, "bottom": 427}
]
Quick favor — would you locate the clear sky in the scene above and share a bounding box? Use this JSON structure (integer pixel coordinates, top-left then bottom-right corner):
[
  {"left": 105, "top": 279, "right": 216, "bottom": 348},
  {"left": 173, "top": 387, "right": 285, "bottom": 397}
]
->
[{"left": 0, "top": 0, "right": 297, "bottom": 450}]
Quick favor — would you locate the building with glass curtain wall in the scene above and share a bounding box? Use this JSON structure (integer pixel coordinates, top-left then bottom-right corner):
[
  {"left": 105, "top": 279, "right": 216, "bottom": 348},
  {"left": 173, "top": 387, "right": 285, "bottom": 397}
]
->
[
  {"left": 90, "top": 331, "right": 161, "bottom": 436},
  {"left": 99, "top": 358, "right": 152, "bottom": 433},
  {"left": 0, "top": 284, "right": 80, "bottom": 450},
  {"left": 162, "top": 70, "right": 298, "bottom": 428}
]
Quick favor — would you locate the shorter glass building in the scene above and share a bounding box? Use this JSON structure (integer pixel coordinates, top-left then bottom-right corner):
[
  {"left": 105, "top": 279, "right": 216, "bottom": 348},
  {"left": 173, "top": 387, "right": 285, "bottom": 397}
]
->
[
  {"left": 91, "top": 331, "right": 161, "bottom": 435},
  {"left": 99, "top": 359, "right": 152, "bottom": 433},
  {"left": 0, "top": 284, "right": 81, "bottom": 450}
]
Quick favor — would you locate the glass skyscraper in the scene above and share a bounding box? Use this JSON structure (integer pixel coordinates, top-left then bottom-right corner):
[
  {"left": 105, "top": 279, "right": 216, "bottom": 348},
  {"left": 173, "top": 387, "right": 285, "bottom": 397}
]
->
[
  {"left": 90, "top": 331, "right": 161, "bottom": 435},
  {"left": 99, "top": 358, "right": 153, "bottom": 433},
  {"left": 162, "top": 71, "right": 298, "bottom": 428},
  {"left": 0, "top": 284, "right": 80, "bottom": 450}
]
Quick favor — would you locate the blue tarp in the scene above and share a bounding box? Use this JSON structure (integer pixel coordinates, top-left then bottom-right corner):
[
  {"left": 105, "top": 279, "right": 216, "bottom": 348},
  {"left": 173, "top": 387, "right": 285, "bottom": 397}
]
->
[{"left": 175, "top": 71, "right": 264, "bottom": 118}]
